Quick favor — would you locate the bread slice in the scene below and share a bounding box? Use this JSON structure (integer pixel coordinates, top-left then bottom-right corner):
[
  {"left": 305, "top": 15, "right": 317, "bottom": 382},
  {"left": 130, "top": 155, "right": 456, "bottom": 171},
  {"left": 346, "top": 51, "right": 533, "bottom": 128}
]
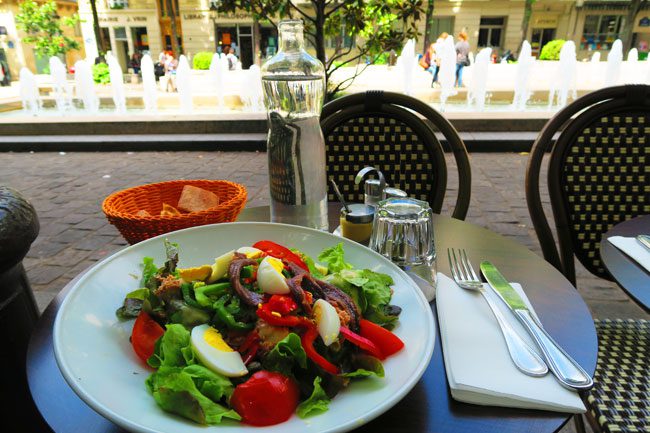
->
[
  {"left": 177, "top": 185, "right": 220, "bottom": 213},
  {"left": 160, "top": 203, "right": 182, "bottom": 216}
]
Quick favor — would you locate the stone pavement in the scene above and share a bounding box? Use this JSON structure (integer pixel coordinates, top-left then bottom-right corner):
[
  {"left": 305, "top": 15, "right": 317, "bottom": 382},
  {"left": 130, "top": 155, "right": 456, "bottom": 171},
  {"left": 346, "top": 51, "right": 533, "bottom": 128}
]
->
[
  {"left": 4, "top": 150, "right": 648, "bottom": 433},
  {"left": 2, "top": 150, "right": 647, "bottom": 323}
]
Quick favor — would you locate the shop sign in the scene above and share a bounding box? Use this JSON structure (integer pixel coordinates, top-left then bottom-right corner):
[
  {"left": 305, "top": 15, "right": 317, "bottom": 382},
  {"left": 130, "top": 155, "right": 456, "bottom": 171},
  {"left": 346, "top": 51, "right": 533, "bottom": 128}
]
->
[
  {"left": 183, "top": 13, "right": 206, "bottom": 20},
  {"left": 533, "top": 16, "right": 558, "bottom": 27},
  {"left": 99, "top": 15, "right": 148, "bottom": 24},
  {"left": 183, "top": 11, "right": 251, "bottom": 20},
  {"left": 640, "top": 17, "right": 650, "bottom": 27}
]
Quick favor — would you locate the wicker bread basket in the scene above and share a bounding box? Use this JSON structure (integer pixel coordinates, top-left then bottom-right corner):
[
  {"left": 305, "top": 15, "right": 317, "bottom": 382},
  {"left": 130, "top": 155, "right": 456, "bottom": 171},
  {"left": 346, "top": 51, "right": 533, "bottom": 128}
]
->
[{"left": 102, "top": 179, "right": 247, "bottom": 244}]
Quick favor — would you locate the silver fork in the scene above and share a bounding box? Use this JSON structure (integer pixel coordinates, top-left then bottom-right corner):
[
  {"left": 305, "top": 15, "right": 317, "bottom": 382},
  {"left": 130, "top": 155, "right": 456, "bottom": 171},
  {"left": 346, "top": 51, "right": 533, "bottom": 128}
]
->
[{"left": 448, "top": 248, "right": 548, "bottom": 377}]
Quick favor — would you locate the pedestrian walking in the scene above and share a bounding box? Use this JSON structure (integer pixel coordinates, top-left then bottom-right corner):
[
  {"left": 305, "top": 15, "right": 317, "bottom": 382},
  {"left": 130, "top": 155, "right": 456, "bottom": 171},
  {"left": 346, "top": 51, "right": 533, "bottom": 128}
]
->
[{"left": 455, "top": 31, "right": 470, "bottom": 87}]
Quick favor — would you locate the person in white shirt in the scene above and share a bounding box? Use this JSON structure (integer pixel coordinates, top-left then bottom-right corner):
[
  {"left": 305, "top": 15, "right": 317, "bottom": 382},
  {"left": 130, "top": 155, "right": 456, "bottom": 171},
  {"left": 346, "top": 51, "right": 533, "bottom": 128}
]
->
[{"left": 226, "top": 47, "right": 238, "bottom": 71}]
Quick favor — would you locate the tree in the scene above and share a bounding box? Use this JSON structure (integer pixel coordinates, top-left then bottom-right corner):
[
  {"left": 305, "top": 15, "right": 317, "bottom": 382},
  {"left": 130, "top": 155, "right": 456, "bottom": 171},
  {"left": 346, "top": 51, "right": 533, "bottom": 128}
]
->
[
  {"left": 215, "top": 0, "right": 424, "bottom": 99},
  {"left": 89, "top": 0, "right": 108, "bottom": 55},
  {"left": 423, "top": 0, "right": 434, "bottom": 47},
  {"left": 621, "top": 0, "right": 648, "bottom": 53},
  {"left": 15, "top": 0, "right": 80, "bottom": 59},
  {"left": 520, "top": 0, "right": 535, "bottom": 52}
]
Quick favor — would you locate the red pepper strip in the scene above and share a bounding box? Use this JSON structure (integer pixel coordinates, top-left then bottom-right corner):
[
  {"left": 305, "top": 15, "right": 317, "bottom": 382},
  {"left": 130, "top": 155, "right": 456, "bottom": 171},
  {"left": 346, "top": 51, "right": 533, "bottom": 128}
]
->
[
  {"left": 339, "top": 326, "right": 385, "bottom": 360},
  {"left": 238, "top": 331, "right": 261, "bottom": 365},
  {"left": 253, "top": 240, "right": 310, "bottom": 272},
  {"left": 301, "top": 326, "right": 339, "bottom": 375},
  {"left": 256, "top": 305, "right": 311, "bottom": 328},
  {"left": 266, "top": 295, "right": 298, "bottom": 315}
]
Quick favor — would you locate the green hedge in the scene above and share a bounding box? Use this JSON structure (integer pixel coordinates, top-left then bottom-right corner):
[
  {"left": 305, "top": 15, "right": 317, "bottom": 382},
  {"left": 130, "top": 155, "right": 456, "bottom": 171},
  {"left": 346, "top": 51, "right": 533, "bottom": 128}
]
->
[
  {"left": 193, "top": 52, "right": 213, "bottom": 70},
  {"left": 539, "top": 39, "right": 566, "bottom": 61},
  {"left": 92, "top": 62, "right": 110, "bottom": 84}
]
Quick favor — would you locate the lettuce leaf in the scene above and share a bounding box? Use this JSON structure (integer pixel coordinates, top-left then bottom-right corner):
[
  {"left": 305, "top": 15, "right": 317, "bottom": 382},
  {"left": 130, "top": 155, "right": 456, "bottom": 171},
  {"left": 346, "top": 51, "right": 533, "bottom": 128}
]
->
[
  {"left": 182, "top": 364, "right": 235, "bottom": 401},
  {"left": 263, "top": 333, "right": 307, "bottom": 377},
  {"left": 146, "top": 366, "right": 240, "bottom": 424},
  {"left": 141, "top": 256, "right": 159, "bottom": 290},
  {"left": 296, "top": 376, "right": 330, "bottom": 418},
  {"left": 342, "top": 355, "right": 385, "bottom": 378},
  {"left": 147, "top": 323, "right": 194, "bottom": 368},
  {"left": 318, "top": 243, "right": 353, "bottom": 273}
]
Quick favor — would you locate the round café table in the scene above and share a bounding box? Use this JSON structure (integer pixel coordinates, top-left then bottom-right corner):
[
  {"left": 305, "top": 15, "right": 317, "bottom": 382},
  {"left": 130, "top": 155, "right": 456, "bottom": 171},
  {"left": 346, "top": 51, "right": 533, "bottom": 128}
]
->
[
  {"left": 600, "top": 214, "right": 650, "bottom": 312},
  {"left": 27, "top": 205, "right": 598, "bottom": 433}
]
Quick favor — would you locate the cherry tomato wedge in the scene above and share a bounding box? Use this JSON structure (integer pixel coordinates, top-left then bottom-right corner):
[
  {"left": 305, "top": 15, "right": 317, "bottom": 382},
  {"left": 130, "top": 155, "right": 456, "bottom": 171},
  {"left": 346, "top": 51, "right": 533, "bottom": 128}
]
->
[
  {"left": 359, "top": 319, "right": 404, "bottom": 358},
  {"left": 231, "top": 371, "right": 300, "bottom": 426},
  {"left": 131, "top": 311, "right": 165, "bottom": 364},
  {"left": 339, "top": 326, "right": 385, "bottom": 359},
  {"left": 252, "top": 240, "right": 309, "bottom": 272}
]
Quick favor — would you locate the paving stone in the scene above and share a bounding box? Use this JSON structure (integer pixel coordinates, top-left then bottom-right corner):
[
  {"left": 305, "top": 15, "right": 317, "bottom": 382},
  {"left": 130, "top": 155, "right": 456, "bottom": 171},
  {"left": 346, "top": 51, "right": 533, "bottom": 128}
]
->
[{"left": 0, "top": 151, "right": 646, "bottom": 328}]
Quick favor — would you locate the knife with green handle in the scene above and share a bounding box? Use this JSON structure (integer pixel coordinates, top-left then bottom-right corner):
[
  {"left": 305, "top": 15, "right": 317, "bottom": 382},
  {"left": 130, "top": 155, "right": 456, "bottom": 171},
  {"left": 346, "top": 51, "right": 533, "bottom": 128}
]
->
[{"left": 480, "top": 261, "right": 594, "bottom": 391}]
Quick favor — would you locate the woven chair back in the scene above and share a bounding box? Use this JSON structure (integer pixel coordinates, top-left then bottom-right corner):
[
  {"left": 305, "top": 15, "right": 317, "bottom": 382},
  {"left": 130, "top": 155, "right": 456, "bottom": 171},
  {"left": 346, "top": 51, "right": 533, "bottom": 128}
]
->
[
  {"left": 321, "top": 91, "right": 471, "bottom": 220},
  {"left": 526, "top": 85, "right": 650, "bottom": 284}
]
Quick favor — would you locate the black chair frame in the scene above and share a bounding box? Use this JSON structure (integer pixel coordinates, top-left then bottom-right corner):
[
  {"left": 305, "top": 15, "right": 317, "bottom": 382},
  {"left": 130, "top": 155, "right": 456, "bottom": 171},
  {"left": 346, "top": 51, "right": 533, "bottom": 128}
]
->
[
  {"left": 321, "top": 91, "right": 471, "bottom": 220},
  {"left": 526, "top": 85, "right": 650, "bottom": 285}
]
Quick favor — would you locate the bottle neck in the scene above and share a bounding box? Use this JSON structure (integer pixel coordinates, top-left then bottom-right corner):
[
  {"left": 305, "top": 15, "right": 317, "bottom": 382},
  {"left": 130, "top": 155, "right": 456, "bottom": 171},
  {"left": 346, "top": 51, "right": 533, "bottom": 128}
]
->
[{"left": 279, "top": 26, "right": 304, "bottom": 52}]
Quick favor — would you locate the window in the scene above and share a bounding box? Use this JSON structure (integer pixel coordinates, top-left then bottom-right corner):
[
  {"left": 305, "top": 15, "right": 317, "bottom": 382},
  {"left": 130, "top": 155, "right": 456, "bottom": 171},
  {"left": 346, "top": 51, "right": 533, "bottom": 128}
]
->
[
  {"left": 325, "top": 23, "right": 355, "bottom": 49},
  {"left": 581, "top": 15, "right": 625, "bottom": 50},
  {"left": 108, "top": 0, "right": 128, "bottom": 9},
  {"left": 478, "top": 16, "right": 506, "bottom": 48}
]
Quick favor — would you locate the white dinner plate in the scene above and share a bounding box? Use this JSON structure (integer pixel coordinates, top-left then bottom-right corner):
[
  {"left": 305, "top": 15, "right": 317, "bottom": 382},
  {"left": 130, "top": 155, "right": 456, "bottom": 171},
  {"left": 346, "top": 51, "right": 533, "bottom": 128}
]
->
[{"left": 54, "top": 222, "right": 435, "bottom": 433}]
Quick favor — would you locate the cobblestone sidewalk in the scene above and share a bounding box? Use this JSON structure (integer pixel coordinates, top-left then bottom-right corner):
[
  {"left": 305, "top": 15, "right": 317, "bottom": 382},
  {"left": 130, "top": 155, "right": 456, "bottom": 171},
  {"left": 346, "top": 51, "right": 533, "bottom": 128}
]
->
[
  {"left": 2, "top": 151, "right": 647, "bottom": 325},
  {"left": 5, "top": 150, "right": 649, "bottom": 433}
]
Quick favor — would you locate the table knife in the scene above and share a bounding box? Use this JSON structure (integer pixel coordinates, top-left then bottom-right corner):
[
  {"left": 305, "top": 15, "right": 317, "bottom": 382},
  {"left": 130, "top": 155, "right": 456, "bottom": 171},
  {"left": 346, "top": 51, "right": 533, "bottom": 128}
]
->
[
  {"left": 480, "top": 261, "right": 594, "bottom": 391},
  {"left": 637, "top": 234, "right": 650, "bottom": 252}
]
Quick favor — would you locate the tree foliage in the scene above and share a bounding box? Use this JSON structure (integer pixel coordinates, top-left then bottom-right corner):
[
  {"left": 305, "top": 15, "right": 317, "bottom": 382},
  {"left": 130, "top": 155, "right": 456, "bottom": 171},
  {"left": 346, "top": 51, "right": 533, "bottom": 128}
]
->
[
  {"left": 539, "top": 39, "right": 565, "bottom": 61},
  {"left": 214, "top": 0, "right": 424, "bottom": 98},
  {"left": 15, "top": 0, "right": 80, "bottom": 59}
]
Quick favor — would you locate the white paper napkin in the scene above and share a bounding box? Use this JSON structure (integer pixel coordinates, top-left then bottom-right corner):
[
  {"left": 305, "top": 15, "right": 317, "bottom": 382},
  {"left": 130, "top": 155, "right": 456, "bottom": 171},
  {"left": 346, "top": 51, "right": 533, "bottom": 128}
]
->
[
  {"left": 607, "top": 236, "right": 650, "bottom": 273},
  {"left": 436, "top": 273, "right": 586, "bottom": 413}
]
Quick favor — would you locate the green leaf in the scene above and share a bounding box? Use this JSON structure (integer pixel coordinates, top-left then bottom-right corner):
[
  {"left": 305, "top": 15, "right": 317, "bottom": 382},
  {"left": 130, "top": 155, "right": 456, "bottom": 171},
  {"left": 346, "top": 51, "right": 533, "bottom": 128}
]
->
[
  {"left": 147, "top": 323, "right": 193, "bottom": 368},
  {"left": 146, "top": 366, "right": 241, "bottom": 424},
  {"left": 296, "top": 376, "right": 330, "bottom": 418},
  {"left": 263, "top": 333, "right": 307, "bottom": 377},
  {"left": 318, "top": 243, "right": 352, "bottom": 273},
  {"left": 181, "top": 364, "right": 235, "bottom": 401},
  {"left": 342, "top": 355, "right": 385, "bottom": 378}
]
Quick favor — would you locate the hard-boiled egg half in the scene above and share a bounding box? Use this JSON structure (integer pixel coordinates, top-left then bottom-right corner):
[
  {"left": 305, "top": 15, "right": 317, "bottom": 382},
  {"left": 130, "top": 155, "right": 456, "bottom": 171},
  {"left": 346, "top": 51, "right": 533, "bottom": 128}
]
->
[
  {"left": 257, "top": 256, "right": 289, "bottom": 294},
  {"left": 191, "top": 324, "right": 248, "bottom": 377},
  {"left": 207, "top": 246, "right": 264, "bottom": 283},
  {"left": 313, "top": 299, "right": 340, "bottom": 346}
]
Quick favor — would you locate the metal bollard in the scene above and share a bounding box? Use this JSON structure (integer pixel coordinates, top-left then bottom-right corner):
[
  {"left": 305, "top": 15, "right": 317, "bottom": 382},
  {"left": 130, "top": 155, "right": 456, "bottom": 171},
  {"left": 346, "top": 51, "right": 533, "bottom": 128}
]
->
[{"left": 0, "top": 186, "right": 49, "bottom": 431}]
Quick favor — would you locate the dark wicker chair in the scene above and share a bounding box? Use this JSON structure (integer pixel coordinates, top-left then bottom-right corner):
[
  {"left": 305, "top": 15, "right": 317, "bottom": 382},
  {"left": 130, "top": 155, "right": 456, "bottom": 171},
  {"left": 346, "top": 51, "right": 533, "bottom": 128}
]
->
[
  {"left": 525, "top": 85, "right": 650, "bottom": 433},
  {"left": 320, "top": 91, "right": 471, "bottom": 220}
]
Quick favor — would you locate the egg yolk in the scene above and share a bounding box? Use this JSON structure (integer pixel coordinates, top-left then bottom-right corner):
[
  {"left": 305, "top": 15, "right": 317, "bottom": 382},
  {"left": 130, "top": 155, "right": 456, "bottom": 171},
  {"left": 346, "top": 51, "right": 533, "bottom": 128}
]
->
[
  {"left": 267, "top": 257, "right": 285, "bottom": 274},
  {"left": 203, "top": 327, "right": 234, "bottom": 352}
]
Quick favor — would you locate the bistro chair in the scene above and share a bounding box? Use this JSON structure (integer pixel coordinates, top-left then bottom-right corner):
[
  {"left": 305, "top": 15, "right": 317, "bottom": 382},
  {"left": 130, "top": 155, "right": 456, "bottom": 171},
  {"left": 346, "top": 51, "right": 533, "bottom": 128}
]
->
[
  {"left": 525, "top": 84, "right": 650, "bottom": 433},
  {"left": 320, "top": 91, "right": 471, "bottom": 220}
]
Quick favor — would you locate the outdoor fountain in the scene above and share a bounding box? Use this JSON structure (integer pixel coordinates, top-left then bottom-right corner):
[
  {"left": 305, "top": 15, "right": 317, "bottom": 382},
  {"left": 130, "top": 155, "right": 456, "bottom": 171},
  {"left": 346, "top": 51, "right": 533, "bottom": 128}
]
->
[
  {"left": 49, "top": 56, "right": 72, "bottom": 112},
  {"left": 74, "top": 59, "right": 99, "bottom": 113},
  {"left": 548, "top": 40, "right": 576, "bottom": 108},
  {"left": 628, "top": 48, "right": 638, "bottom": 62},
  {"left": 106, "top": 53, "right": 126, "bottom": 113},
  {"left": 604, "top": 39, "right": 623, "bottom": 87},
  {"left": 209, "top": 53, "right": 223, "bottom": 107},
  {"left": 176, "top": 55, "right": 193, "bottom": 113},
  {"left": 512, "top": 41, "right": 534, "bottom": 110},
  {"left": 397, "top": 39, "right": 418, "bottom": 96},
  {"left": 245, "top": 64, "right": 263, "bottom": 112},
  {"left": 140, "top": 54, "right": 158, "bottom": 112},
  {"left": 19, "top": 67, "right": 40, "bottom": 115},
  {"left": 438, "top": 36, "right": 457, "bottom": 110},
  {"left": 467, "top": 47, "right": 491, "bottom": 110}
]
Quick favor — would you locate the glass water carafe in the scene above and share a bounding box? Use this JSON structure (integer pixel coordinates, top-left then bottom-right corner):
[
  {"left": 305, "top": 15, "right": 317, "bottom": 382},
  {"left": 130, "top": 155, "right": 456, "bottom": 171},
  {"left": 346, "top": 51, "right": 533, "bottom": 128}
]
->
[{"left": 261, "top": 20, "right": 328, "bottom": 230}]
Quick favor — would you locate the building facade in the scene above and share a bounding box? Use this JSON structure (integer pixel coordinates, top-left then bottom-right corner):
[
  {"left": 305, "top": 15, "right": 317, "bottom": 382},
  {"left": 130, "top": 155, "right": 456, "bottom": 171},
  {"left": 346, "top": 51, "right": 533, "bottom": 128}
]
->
[
  {"left": 0, "top": 0, "right": 85, "bottom": 80},
  {"left": 2, "top": 0, "right": 649, "bottom": 80}
]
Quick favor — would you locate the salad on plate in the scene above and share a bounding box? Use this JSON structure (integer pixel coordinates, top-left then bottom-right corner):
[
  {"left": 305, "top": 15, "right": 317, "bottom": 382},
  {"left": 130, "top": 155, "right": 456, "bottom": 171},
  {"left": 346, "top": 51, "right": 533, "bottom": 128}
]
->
[{"left": 116, "top": 239, "right": 405, "bottom": 427}]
